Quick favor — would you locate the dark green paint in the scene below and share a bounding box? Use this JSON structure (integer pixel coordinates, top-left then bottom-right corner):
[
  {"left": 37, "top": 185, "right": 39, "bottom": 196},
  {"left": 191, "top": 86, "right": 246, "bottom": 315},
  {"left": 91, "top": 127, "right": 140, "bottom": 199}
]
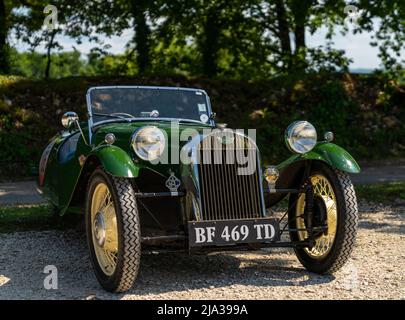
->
[
  {"left": 40, "top": 117, "right": 360, "bottom": 216},
  {"left": 39, "top": 120, "right": 212, "bottom": 215},
  {"left": 277, "top": 142, "right": 361, "bottom": 173},
  {"left": 92, "top": 145, "right": 139, "bottom": 178}
]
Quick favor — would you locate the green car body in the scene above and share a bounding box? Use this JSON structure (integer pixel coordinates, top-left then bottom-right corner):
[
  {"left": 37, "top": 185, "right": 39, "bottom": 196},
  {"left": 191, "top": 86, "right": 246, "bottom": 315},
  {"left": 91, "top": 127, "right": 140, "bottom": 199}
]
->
[
  {"left": 39, "top": 124, "right": 360, "bottom": 215},
  {"left": 37, "top": 86, "right": 361, "bottom": 292},
  {"left": 39, "top": 121, "right": 216, "bottom": 214},
  {"left": 37, "top": 85, "right": 360, "bottom": 241}
]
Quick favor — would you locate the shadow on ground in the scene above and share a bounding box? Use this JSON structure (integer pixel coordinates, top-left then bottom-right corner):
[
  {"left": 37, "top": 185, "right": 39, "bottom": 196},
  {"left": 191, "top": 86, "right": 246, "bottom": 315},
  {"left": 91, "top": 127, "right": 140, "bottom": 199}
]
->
[
  {"left": 0, "top": 229, "right": 334, "bottom": 300},
  {"left": 359, "top": 219, "right": 405, "bottom": 235}
]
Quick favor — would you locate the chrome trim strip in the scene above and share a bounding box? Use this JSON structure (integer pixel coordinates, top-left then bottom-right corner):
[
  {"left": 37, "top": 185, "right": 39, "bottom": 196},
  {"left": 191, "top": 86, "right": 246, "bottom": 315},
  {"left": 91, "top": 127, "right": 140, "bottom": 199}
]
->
[
  {"left": 256, "top": 145, "right": 267, "bottom": 217},
  {"left": 85, "top": 90, "right": 93, "bottom": 145},
  {"left": 86, "top": 85, "right": 210, "bottom": 94},
  {"left": 91, "top": 117, "right": 212, "bottom": 128}
]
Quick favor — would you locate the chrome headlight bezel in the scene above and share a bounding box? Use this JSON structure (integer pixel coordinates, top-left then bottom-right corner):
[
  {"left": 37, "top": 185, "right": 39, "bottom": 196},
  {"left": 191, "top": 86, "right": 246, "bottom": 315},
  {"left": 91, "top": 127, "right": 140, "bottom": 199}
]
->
[
  {"left": 131, "top": 126, "right": 166, "bottom": 161},
  {"left": 285, "top": 121, "right": 317, "bottom": 154}
]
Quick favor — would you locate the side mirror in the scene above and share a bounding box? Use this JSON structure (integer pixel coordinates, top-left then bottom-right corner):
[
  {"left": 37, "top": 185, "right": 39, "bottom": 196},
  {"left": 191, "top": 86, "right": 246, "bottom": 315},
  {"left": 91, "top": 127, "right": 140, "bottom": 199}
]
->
[{"left": 61, "top": 112, "right": 79, "bottom": 128}]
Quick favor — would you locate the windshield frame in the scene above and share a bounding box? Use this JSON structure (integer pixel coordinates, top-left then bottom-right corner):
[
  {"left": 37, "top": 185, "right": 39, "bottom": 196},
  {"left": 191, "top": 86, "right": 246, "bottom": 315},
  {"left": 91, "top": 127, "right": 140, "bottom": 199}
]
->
[
  {"left": 86, "top": 85, "right": 214, "bottom": 125},
  {"left": 85, "top": 85, "right": 215, "bottom": 144}
]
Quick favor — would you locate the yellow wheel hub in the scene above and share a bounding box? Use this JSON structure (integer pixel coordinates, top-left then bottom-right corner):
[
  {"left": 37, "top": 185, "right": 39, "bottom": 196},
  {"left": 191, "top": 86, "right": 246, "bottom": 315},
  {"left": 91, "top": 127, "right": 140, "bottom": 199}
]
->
[
  {"left": 91, "top": 182, "right": 118, "bottom": 276},
  {"left": 296, "top": 174, "right": 338, "bottom": 259}
]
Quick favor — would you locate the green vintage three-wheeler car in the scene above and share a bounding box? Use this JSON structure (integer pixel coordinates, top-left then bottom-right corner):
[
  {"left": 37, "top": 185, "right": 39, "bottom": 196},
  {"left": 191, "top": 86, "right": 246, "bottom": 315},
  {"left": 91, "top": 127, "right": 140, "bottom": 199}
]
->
[{"left": 38, "top": 86, "right": 359, "bottom": 292}]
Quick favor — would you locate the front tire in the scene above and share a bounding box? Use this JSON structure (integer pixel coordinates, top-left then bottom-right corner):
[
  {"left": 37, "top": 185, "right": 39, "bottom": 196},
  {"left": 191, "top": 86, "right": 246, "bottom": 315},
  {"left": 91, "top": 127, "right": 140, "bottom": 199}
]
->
[
  {"left": 85, "top": 168, "right": 141, "bottom": 292},
  {"left": 289, "top": 162, "right": 358, "bottom": 274}
]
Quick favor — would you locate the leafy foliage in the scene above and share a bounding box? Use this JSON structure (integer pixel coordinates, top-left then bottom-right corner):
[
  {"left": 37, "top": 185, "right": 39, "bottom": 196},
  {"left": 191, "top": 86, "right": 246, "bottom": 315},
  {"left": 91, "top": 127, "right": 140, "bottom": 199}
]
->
[
  {"left": 0, "top": 73, "right": 403, "bottom": 179},
  {"left": 1, "top": 1, "right": 404, "bottom": 78}
]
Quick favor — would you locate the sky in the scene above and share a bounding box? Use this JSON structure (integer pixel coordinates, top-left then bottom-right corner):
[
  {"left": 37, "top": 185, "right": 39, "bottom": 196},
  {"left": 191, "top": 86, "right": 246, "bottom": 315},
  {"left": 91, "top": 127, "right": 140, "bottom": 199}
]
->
[
  {"left": 10, "top": 25, "right": 399, "bottom": 71},
  {"left": 307, "top": 27, "right": 382, "bottom": 70}
]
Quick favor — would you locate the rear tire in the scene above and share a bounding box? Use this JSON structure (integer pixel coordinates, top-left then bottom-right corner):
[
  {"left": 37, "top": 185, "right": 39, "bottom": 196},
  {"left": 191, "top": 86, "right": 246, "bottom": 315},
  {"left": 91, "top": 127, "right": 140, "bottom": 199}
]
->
[
  {"left": 85, "top": 168, "right": 141, "bottom": 292},
  {"left": 288, "top": 162, "right": 358, "bottom": 274}
]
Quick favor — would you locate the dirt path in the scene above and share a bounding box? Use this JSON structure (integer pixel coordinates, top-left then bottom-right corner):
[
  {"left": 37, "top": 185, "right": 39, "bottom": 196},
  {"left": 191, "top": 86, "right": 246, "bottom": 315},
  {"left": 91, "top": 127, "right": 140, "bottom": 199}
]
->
[
  {"left": 0, "top": 203, "right": 403, "bottom": 300},
  {"left": 350, "top": 164, "right": 405, "bottom": 184},
  {"left": 0, "top": 181, "right": 44, "bottom": 205}
]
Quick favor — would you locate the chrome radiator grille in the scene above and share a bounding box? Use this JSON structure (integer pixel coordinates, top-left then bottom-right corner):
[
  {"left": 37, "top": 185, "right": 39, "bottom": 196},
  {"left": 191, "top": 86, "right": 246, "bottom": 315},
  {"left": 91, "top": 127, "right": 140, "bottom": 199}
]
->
[{"left": 196, "top": 132, "right": 263, "bottom": 221}]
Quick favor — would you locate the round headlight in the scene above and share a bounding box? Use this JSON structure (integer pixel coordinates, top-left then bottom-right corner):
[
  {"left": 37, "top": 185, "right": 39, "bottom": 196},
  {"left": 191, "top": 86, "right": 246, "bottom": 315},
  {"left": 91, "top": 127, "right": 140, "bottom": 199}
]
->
[
  {"left": 285, "top": 121, "right": 317, "bottom": 154},
  {"left": 132, "top": 126, "right": 166, "bottom": 161}
]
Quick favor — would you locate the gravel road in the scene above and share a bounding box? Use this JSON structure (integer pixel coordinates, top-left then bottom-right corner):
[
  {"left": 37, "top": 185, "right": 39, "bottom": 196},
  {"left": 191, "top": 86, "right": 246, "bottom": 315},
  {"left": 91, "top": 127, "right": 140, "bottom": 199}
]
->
[{"left": 0, "top": 202, "right": 404, "bottom": 300}]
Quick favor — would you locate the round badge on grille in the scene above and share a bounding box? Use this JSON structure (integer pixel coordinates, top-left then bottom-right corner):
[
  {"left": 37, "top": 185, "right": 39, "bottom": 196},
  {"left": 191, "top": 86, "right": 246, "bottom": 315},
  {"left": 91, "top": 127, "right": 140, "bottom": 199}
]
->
[{"left": 166, "top": 173, "right": 181, "bottom": 192}]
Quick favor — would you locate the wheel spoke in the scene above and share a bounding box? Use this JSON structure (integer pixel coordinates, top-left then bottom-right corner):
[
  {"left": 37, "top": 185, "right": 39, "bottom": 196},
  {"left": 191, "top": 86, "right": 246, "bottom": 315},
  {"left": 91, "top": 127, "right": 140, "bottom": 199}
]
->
[
  {"left": 295, "top": 174, "right": 338, "bottom": 259},
  {"left": 103, "top": 249, "right": 117, "bottom": 271},
  {"left": 91, "top": 182, "right": 119, "bottom": 276},
  {"left": 98, "top": 189, "right": 111, "bottom": 213}
]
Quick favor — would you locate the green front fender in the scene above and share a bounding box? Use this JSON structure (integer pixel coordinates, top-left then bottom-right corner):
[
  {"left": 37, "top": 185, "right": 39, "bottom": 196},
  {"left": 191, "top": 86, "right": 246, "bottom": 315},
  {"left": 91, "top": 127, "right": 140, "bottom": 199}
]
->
[
  {"left": 91, "top": 145, "right": 140, "bottom": 178},
  {"left": 59, "top": 145, "right": 139, "bottom": 216},
  {"left": 277, "top": 142, "right": 361, "bottom": 173}
]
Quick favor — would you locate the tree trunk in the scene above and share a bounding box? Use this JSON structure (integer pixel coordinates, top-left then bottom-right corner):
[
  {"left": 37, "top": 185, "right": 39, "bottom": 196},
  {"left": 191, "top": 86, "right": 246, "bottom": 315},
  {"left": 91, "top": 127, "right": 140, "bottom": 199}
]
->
[
  {"left": 274, "top": 0, "right": 292, "bottom": 69},
  {"left": 45, "top": 31, "right": 56, "bottom": 79},
  {"left": 0, "top": 0, "right": 9, "bottom": 74},
  {"left": 201, "top": 7, "right": 221, "bottom": 77},
  {"left": 294, "top": 24, "right": 306, "bottom": 52},
  {"left": 290, "top": 0, "right": 313, "bottom": 71},
  {"left": 293, "top": 23, "right": 306, "bottom": 71},
  {"left": 131, "top": 1, "right": 151, "bottom": 74}
]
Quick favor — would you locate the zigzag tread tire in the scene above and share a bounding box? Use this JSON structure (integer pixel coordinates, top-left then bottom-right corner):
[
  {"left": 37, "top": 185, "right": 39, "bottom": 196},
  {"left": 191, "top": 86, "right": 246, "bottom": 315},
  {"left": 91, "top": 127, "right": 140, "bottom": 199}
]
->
[
  {"left": 288, "top": 162, "right": 359, "bottom": 274},
  {"left": 85, "top": 168, "right": 141, "bottom": 292}
]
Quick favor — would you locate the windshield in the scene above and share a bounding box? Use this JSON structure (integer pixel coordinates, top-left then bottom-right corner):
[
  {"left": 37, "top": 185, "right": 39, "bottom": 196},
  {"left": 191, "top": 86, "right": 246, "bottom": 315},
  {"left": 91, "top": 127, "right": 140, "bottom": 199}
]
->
[{"left": 88, "top": 86, "right": 211, "bottom": 124}]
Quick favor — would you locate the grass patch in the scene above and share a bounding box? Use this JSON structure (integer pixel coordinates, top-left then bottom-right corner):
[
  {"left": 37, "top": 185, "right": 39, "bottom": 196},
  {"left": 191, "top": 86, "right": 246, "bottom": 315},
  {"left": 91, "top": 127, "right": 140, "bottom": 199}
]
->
[
  {"left": 355, "top": 182, "right": 405, "bottom": 204},
  {"left": 0, "top": 204, "right": 82, "bottom": 233}
]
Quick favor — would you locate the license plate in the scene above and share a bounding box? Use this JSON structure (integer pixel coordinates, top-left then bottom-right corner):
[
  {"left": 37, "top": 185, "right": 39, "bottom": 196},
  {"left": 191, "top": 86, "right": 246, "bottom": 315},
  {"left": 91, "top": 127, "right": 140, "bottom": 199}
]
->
[{"left": 188, "top": 218, "right": 280, "bottom": 247}]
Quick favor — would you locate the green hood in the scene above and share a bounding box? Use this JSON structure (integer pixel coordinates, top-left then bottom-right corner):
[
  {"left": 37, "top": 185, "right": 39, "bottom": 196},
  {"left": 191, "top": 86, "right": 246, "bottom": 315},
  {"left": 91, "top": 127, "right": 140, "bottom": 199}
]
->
[
  {"left": 93, "top": 120, "right": 212, "bottom": 146},
  {"left": 91, "top": 120, "right": 214, "bottom": 177}
]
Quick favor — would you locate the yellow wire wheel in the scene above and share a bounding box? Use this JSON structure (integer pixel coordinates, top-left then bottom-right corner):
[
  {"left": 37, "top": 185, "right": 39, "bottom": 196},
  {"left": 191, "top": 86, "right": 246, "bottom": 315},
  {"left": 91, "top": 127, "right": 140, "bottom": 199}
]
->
[
  {"left": 86, "top": 168, "right": 141, "bottom": 292},
  {"left": 289, "top": 162, "right": 358, "bottom": 274},
  {"left": 90, "top": 182, "right": 119, "bottom": 276},
  {"left": 295, "top": 174, "right": 338, "bottom": 259}
]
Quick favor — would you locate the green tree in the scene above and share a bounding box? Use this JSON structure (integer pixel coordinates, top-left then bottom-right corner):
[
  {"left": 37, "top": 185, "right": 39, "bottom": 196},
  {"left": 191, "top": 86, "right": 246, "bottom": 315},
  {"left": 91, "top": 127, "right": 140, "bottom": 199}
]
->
[
  {"left": 0, "top": 0, "right": 8, "bottom": 73},
  {"left": 12, "top": 0, "right": 93, "bottom": 78},
  {"left": 158, "top": 0, "right": 262, "bottom": 77},
  {"left": 248, "top": 0, "right": 350, "bottom": 72},
  {"left": 0, "top": 0, "right": 33, "bottom": 74},
  {"left": 9, "top": 48, "right": 88, "bottom": 78},
  {"left": 356, "top": 0, "right": 405, "bottom": 75},
  {"left": 7, "top": 0, "right": 405, "bottom": 79},
  {"left": 76, "top": 0, "right": 161, "bottom": 75}
]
